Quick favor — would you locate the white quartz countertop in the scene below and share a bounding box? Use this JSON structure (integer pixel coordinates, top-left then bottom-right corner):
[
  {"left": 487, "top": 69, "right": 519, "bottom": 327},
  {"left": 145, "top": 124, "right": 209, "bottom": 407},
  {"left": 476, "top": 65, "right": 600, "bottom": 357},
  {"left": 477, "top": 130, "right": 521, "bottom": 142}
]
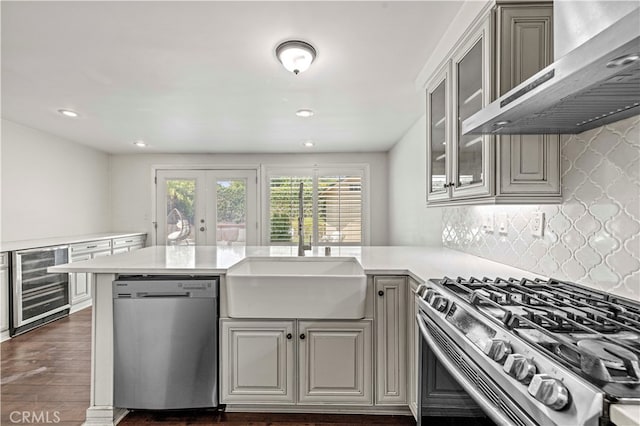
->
[
  {"left": 49, "top": 245, "right": 544, "bottom": 281},
  {"left": 1, "top": 232, "right": 146, "bottom": 252}
]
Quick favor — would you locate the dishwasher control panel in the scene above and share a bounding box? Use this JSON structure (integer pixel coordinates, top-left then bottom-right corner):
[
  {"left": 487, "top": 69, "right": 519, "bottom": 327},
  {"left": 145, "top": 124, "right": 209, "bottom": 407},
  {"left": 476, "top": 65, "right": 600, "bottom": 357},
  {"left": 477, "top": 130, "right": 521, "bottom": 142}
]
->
[{"left": 113, "top": 275, "right": 218, "bottom": 299}]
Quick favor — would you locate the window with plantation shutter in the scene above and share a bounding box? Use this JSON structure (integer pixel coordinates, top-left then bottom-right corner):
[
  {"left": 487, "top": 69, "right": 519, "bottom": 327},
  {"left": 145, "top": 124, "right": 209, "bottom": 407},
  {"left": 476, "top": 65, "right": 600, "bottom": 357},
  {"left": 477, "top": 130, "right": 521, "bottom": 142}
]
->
[
  {"left": 317, "top": 176, "right": 362, "bottom": 244},
  {"left": 268, "top": 175, "right": 313, "bottom": 244},
  {"left": 266, "top": 167, "right": 366, "bottom": 246}
]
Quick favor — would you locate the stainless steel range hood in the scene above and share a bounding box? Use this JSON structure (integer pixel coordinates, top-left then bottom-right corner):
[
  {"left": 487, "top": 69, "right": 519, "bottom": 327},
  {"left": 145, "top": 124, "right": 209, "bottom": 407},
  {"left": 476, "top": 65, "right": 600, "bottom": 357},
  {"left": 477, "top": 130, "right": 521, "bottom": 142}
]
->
[{"left": 462, "top": 7, "right": 640, "bottom": 135}]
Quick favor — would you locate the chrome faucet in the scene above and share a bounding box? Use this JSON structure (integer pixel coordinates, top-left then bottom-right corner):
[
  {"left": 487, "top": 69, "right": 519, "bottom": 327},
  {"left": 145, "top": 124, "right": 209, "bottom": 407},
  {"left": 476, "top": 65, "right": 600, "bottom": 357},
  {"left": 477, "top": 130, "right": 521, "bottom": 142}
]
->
[{"left": 297, "top": 182, "right": 311, "bottom": 256}]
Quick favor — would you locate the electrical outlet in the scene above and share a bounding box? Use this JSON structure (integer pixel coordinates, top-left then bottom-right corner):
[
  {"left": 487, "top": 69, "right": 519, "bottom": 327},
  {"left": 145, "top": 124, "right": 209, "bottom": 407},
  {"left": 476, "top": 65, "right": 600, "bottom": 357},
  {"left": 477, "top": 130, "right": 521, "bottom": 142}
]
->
[
  {"left": 531, "top": 212, "right": 545, "bottom": 237},
  {"left": 482, "top": 214, "right": 494, "bottom": 233},
  {"left": 497, "top": 213, "right": 508, "bottom": 234}
]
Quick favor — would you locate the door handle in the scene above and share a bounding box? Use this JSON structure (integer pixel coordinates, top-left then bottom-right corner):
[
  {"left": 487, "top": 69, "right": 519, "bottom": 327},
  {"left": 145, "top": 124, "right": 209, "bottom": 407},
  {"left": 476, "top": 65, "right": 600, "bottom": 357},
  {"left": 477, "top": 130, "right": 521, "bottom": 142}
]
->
[{"left": 199, "top": 227, "right": 206, "bottom": 232}]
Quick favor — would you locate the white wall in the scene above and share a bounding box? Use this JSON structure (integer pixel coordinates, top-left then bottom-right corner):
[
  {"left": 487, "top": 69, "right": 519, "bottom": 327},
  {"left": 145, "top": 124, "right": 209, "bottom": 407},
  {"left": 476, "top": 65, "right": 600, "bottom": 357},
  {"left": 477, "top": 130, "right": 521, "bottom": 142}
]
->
[
  {"left": 388, "top": 116, "right": 442, "bottom": 245},
  {"left": 109, "top": 152, "right": 389, "bottom": 246},
  {"left": 1, "top": 119, "right": 111, "bottom": 242}
]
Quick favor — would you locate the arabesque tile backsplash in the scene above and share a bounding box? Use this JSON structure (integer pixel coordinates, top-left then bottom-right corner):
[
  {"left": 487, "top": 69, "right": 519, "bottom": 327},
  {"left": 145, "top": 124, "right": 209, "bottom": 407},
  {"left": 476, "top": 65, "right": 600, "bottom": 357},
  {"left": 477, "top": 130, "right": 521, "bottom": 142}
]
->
[{"left": 442, "top": 115, "right": 640, "bottom": 301}]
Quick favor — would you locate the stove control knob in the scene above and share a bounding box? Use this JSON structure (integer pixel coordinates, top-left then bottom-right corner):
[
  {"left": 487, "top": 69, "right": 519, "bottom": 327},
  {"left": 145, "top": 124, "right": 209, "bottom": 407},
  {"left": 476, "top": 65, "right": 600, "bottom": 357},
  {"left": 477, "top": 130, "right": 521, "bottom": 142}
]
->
[
  {"left": 483, "top": 339, "right": 512, "bottom": 363},
  {"left": 503, "top": 354, "right": 536, "bottom": 384},
  {"left": 528, "top": 374, "right": 570, "bottom": 410},
  {"left": 424, "top": 289, "right": 437, "bottom": 303},
  {"left": 430, "top": 295, "right": 449, "bottom": 312}
]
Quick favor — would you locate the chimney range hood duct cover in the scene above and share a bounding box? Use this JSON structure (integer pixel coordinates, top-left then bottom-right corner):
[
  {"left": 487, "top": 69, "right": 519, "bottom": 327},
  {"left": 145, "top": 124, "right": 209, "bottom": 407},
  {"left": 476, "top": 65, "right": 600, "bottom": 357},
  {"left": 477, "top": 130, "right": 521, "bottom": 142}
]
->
[{"left": 462, "top": 8, "right": 640, "bottom": 135}]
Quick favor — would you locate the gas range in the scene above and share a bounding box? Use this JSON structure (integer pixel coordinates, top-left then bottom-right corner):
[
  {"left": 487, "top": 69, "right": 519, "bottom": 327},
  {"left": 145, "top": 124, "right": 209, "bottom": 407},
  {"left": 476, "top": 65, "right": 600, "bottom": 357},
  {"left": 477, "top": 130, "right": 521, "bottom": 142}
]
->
[{"left": 415, "top": 276, "right": 640, "bottom": 426}]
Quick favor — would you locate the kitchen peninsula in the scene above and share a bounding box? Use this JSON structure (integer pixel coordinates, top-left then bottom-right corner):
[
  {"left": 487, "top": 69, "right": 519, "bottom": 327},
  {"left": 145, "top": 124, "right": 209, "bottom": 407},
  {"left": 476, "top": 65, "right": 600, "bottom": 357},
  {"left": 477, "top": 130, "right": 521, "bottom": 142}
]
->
[{"left": 51, "top": 245, "right": 545, "bottom": 426}]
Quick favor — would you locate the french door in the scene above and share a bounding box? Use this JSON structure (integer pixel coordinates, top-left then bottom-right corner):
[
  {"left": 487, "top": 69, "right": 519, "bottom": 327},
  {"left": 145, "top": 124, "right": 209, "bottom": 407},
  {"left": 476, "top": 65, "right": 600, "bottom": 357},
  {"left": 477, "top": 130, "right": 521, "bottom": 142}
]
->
[{"left": 156, "top": 170, "right": 258, "bottom": 246}]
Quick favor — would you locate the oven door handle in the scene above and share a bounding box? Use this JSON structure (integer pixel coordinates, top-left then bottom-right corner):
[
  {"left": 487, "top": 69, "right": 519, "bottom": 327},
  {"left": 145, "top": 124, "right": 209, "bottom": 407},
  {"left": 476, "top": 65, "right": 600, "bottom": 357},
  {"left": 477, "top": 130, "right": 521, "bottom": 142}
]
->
[{"left": 416, "top": 312, "right": 517, "bottom": 426}]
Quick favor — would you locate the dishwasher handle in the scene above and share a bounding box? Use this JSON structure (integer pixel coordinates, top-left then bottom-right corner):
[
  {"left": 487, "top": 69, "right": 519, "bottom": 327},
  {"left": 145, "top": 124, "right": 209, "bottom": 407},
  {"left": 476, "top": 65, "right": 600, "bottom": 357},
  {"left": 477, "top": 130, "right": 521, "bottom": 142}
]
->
[
  {"left": 138, "top": 292, "right": 191, "bottom": 298},
  {"left": 114, "top": 292, "right": 193, "bottom": 299}
]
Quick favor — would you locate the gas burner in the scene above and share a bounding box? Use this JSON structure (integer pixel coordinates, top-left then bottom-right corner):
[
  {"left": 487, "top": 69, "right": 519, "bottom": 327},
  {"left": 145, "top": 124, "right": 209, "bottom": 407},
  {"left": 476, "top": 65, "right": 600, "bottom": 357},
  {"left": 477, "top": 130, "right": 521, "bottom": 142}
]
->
[{"left": 577, "top": 339, "right": 639, "bottom": 373}]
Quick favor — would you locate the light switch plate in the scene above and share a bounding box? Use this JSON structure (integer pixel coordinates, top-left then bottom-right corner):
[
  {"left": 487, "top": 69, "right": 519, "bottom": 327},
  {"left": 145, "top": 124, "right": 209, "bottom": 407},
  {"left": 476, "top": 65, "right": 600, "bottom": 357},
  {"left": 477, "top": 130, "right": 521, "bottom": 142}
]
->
[
  {"left": 482, "top": 214, "right": 494, "bottom": 233},
  {"left": 531, "top": 212, "right": 545, "bottom": 237},
  {"left": 497, "top": 213, "right": 508, "bottom": 235}
]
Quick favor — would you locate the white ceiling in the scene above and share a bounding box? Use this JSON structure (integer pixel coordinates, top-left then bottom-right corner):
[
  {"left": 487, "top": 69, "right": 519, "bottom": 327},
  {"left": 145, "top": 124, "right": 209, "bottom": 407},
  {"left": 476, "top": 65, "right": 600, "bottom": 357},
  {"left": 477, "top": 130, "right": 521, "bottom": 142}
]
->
[{"left": 1, "top": 1, "right": 464, "bottom": 154}]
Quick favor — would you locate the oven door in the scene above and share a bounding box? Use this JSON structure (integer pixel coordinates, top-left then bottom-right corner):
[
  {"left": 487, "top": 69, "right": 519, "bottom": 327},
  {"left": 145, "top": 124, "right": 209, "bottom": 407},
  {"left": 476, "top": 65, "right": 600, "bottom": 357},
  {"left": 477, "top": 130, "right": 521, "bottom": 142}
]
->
[{"left": 416, "top": 310, "right": 534, "bottom": 426}]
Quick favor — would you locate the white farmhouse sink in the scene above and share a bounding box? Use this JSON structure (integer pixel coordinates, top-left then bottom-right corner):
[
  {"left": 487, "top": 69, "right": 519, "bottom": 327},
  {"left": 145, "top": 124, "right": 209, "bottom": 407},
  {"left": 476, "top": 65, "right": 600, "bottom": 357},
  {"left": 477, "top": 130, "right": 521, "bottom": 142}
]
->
[{"left": 226, "top": 257, "right": 367, "bottom": 319}]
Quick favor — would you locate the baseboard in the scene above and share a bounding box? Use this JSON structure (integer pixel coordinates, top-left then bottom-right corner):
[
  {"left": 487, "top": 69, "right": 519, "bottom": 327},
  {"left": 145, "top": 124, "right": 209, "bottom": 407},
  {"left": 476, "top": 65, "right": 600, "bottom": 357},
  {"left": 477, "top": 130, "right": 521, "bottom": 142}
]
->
[
  {"left": 1, "top": 329, "right": 10, "bottom": 342},
  {"left": 70, "top": 299, "right": 92, "bottom": 314},
  {"left": 83, "top": 406, "right": 128, "bottom": 426},
  {"left": 225, "top": 404, "right": 412, "bottom": 416}
]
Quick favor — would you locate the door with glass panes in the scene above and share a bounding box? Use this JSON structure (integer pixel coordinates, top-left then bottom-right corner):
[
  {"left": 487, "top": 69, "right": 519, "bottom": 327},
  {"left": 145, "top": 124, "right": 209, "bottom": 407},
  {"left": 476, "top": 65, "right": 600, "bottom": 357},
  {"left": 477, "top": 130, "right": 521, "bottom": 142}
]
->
[{"left": 156, "top": 170, "right": 258, "bottom": 246}]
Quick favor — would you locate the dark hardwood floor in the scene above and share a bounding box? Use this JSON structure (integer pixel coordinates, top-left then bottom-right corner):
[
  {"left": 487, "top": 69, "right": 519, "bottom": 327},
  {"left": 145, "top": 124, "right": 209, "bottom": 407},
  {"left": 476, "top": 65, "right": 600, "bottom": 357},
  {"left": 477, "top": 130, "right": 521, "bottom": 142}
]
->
[{"left": 1, "top": 309, "right": 92, "bottom": 426}]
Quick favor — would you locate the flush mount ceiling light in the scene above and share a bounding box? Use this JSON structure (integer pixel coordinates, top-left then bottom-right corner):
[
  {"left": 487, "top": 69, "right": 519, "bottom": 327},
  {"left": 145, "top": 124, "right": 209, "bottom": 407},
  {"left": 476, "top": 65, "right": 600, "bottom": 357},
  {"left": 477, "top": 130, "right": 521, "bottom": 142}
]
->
[
  {"left": 133, "top": 140, "right": 148, "bottom": 148},
  {"left": 58, "top": 109, "right": 79, "bottom": 118},
  {"left": 302, "top": 140, "right": 315, "bottom": 148},
  {"left": 276, "top": 40, "right": 316, "bottom": 75},
  {"left": 296, "top": 109, "right": 314, "bottom": 118}
]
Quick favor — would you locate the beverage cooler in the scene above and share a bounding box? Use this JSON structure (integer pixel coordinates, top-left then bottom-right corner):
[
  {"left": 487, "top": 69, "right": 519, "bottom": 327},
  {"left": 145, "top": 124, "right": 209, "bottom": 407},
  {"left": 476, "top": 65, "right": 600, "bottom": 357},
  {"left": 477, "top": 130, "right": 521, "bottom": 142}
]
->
[{"left": 10, "top": 246, "right": 70, "bottom": 336}]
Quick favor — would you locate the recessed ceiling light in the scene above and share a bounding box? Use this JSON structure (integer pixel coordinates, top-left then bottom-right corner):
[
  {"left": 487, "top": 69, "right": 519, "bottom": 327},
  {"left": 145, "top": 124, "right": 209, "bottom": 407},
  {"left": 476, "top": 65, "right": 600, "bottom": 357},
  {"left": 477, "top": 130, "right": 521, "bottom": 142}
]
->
[
  {"left": 296, "top": 109, "right": 315, "bottom": 118},
  {"left": 58, "top": 109, "right": 79, "bottom": 118},
  {"left": 134, "top": 140, "right": 148, "bottom": 148},
  {"left": 302, "top": 140, "right": 315, "bottom": 148}
]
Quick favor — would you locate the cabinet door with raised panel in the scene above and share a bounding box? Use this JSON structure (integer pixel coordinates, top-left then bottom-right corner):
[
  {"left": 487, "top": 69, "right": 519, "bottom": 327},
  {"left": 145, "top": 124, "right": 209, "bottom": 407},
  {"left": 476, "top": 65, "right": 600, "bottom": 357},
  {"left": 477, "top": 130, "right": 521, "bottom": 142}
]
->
[
  {"left": 496, "top": 4, "right": 561, "bottom": 199},
  {"left": 374, "top": 276, "right": 407, "bottom": 405},
  {"left": 427, "top": 63, "right": 452, "bottom": 203},
  {"left": 69, "top": 253, "right": 91, "bottom": 305},
  {"left": 451, "top": 20, "right": 493, "bottom": 200},
  {"left": 221, "top": 320, "right": 295, "bottom": 404},
  {"left": 298, "top": 320, "right": 372, "bottom": 405}
]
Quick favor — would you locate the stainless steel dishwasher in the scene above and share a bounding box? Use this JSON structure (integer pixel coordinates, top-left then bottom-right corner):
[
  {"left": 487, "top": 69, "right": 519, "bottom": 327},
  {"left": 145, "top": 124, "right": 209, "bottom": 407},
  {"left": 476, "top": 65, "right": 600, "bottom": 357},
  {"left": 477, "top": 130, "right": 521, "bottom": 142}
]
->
[{"left": 113, "top": 276, "right": 219, "bottom": 410}]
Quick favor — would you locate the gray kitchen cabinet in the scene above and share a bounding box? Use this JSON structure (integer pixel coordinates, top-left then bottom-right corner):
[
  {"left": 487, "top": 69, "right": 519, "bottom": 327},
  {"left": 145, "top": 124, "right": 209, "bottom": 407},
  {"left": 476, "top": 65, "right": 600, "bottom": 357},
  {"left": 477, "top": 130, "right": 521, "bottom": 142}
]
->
[
  {"left": 407, "top": 279, "right": 420, "bottom": 419},
  {"left": 495, "top": 3, "right": 561, "bottom": 200},
  {"left": 69, "top": 239, "right": 113, "bottom": 310},
  {"left": 298, "top": 320, "right": 373, "bottom": 405},
  {"left": 1, "top": 252, "right": 9, "bottom": 338},
  {"left": 374, "top": 276, "right": 407, "bottom": 405},
  {"left": 112, "top": 235, "right": 146, "bottom": 254},
  {"left": 221, "top": 319, "right": 373, "bottom": 406},
  {"left": 220, "top": 320, "right": 295, "bottom": 404},
  {"left": 427, "top": 1, "right": 560, "bottom": 206}
]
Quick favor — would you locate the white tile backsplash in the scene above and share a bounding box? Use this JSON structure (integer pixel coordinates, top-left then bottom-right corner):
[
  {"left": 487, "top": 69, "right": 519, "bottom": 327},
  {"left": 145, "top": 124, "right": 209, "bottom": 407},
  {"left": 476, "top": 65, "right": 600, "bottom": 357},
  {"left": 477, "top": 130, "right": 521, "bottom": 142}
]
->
[{"left": 443, "top": 115, "right": 640, "bottom": 301}]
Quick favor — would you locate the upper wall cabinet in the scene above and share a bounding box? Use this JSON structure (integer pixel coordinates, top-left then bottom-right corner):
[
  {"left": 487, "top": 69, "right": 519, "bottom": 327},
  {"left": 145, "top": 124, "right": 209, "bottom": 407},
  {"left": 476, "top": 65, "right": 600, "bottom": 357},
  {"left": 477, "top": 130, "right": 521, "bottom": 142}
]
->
[{"left": 427, "top": 1, "right": 561, "bottom": 206}]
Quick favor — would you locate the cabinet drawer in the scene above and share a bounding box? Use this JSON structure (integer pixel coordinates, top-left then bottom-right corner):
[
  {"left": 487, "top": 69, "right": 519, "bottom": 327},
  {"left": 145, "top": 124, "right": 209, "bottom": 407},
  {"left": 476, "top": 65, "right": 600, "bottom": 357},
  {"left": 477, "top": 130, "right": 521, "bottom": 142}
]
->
[
  {"left": 70, "top": 240, "right": 112, "bottom": 255},
  {"left": 0, "top": 252, "right": 8, "bottom": 268},
  {"left": 113, "top": 235, "right": 145, "bottom": 249}
]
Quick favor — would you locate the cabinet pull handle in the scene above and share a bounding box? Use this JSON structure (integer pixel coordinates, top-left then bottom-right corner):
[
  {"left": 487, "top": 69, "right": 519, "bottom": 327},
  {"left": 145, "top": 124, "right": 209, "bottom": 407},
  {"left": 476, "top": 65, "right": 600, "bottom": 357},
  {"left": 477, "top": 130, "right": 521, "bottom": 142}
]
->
[
  {"left": 299, "top": 333, "right": 306, "bottom": 340},
  {"left": 86, "top": 245, "right": 97, "bottom": 249},
  {"left": 378, "top": 290, "right": 385, "bottom": 297},
  {"left": 286, "top": 333, "right": 292, "bottom": 340}
]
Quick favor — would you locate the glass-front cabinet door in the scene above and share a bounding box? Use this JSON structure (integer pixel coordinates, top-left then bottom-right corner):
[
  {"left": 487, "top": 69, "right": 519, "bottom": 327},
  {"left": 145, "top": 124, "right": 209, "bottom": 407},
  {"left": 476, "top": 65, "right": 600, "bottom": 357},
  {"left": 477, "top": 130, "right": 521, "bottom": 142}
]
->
[
  {"left": 426, "top": 63, "right": 451, "bottom": 202},
  {"left": 450, "top": 21, "right": 493, "bottom": 199}
]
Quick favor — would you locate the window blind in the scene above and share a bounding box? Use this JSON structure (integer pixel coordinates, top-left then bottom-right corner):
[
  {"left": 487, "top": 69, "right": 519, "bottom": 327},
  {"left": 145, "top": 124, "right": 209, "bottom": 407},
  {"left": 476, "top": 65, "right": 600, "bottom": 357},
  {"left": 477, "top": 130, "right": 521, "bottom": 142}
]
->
[
  {"left": 268, "top": 176, "right": 313, "bottom": 244},
  {"left": 317, "top": 176, "right": 362, "bottom": 244},
  {"left": 267, "top": 171, "right": 363, "bottom": 246}
]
